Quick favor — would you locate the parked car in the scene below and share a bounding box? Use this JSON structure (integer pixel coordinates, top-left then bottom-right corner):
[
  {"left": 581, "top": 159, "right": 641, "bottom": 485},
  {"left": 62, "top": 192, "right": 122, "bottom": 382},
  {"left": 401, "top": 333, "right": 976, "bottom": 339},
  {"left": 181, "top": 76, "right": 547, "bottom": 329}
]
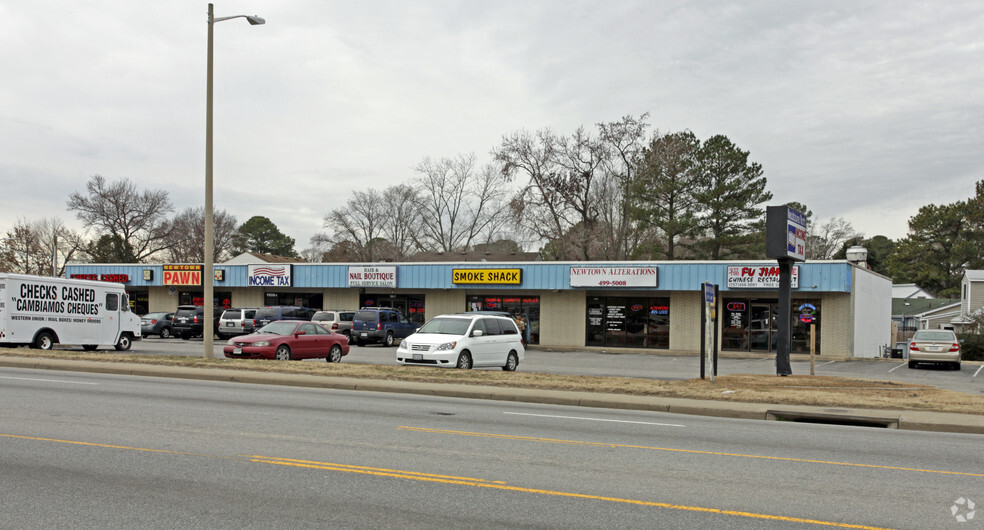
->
[
  {"left": 140, "top": 312, "right": 174, "bottom": 339},
  {"left": 396, "top": 313, "right": 524, "bottom": 370},
  {"left": 172, "top": 305, "right": 224, "bottom": 340},
  {"left": 351, "top": 307, "right": 418, "bottom": 347},
  {"left": 218, "top": 308, "right": 259, "bottom": 339},
  {"left": 223, "top": 321, "right": 349, "bottom": 362},
  {"left": 253, "top": 306, "right": 317, "bottom": 328},
  {"left": 312, "top": 309, "right": 357, "bottom": 340},
  {"left": 908, "top": 329, "right": 961, "bottom": 369}
]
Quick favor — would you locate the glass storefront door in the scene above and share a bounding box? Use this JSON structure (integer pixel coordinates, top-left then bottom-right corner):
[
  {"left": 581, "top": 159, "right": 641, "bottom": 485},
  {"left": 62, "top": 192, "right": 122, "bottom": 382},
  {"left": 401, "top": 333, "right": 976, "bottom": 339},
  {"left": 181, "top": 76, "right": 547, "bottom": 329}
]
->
[
  {"left": 725, "top": 299, "right": 821, "bottom": 354},
  {"left": 748, "top": 303, "right": 777, "bottom": 352}
]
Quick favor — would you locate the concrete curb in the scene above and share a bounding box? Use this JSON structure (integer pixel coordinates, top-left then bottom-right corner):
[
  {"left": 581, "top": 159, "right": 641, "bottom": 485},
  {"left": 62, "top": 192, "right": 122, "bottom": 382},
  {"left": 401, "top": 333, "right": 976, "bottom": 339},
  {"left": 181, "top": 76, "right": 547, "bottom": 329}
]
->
[{"left": 3, "top": 357, "right": 982, "bottom": 434}]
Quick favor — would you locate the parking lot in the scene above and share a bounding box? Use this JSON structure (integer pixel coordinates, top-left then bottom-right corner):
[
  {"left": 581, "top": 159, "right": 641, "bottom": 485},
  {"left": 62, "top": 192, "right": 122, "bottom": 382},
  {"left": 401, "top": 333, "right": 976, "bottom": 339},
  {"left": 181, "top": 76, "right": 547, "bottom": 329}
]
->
[{"left": 97, "top": 336, "right": 984, "bottom": 396}]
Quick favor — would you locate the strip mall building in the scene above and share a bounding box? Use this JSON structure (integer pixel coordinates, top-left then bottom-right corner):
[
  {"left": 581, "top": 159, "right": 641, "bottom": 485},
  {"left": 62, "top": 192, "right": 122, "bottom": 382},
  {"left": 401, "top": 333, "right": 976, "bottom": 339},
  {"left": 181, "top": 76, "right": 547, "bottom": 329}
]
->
[{"left": 65, "top": 258, "right": 892, "bottom": 358}]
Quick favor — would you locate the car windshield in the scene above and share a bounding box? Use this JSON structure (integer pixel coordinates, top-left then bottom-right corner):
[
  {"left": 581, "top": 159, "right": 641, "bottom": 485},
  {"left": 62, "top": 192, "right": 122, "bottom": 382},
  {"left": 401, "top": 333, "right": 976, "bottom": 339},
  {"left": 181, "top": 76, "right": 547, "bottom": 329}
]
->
[
  {"left": 912, "top": 331, "right": 956, "bottom": 341},
  {"left": 257, "top": 321, "right": 299, "bottom": 335},
  {"left": 416, "top": 317, "right": 471, "bottom": 335}
]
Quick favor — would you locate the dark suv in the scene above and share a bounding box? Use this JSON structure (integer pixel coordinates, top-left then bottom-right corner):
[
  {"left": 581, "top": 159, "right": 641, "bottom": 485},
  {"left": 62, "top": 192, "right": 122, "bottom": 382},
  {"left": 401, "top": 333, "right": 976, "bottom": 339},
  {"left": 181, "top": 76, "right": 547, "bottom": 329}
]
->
[
  {"left": 172, "top": 305, "right": 224, "bottom": 340},
  {"left": 351, "top": 307, "right": 418, "bottom": 346},
  {"left": 253, "top": 306, "right": 317, "bottom": 328}
]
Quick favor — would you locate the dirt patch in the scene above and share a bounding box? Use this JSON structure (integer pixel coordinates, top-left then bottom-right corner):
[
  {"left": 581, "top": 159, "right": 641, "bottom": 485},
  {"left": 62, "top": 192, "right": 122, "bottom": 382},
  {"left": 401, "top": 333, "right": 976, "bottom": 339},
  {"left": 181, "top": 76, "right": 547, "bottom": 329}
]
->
[{"left": 2, "top": 348, "right": 981, "bottom": 415}]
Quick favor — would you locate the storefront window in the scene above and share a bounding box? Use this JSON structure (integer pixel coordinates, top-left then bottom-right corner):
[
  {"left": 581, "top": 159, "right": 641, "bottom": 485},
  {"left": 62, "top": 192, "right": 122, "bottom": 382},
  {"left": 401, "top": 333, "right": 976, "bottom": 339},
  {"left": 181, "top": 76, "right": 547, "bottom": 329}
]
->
[
  {"left": 586, "top": 296, "right": 670, "bottom": 349},
  {"left": 465, "top": 295, "right": 540, "bottom": 344},
  {"left": 722, "top": 298, "right": 821, "bottom": 354},
  {"left": 361, "top": 294, "right": 426, "bottom": 324},
  {"left": 263, "top": 292, "right": 323, "bottom": 309},
  {"left": 179, "top": 291, "right": 232, "bottom": 309}
]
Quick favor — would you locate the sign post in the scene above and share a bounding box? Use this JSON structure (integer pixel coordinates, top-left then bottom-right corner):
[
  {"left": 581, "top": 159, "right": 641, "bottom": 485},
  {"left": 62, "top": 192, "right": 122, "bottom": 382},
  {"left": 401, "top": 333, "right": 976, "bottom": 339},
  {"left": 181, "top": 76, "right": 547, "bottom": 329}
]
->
[
  {"left": 766, "top": 205, "right": 807, "bottom": 377},
  {"left": 703, "top": 282, "right": 716, "bottom": 382}
]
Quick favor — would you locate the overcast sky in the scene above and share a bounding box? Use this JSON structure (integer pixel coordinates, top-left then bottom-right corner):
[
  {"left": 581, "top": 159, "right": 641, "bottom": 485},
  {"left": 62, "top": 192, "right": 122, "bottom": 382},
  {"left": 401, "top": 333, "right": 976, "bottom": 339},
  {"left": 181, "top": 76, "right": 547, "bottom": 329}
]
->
[{"left": 2, "top": 1, "right": 982, "bottom": 254}]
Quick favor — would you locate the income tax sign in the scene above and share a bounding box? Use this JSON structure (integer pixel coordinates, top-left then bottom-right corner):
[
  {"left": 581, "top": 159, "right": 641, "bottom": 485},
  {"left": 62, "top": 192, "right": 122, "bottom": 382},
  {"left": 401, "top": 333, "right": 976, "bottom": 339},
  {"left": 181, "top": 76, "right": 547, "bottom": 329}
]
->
[{"left": 569, "top": 267, "right": 658, "bottom": 288}]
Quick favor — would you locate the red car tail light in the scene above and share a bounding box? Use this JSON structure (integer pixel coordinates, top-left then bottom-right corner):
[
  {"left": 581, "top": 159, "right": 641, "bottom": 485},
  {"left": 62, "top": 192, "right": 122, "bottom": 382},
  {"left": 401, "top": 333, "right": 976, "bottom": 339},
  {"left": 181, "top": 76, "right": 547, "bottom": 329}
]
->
[
  {"left": 950, "top": 343, "right": 960, "bottom": 352},
  {"left": 332, "top": 323, "right": 339, "bottom": 330},
  {"left": 909, "top": 342, "right": 918, "bottom": 351},
  {"left": 376, "top": 322, "right": 382, "bottom": 330},
  {"left": 193, "top": 316, "right": 200, "bottom": 323},
  {"left": 151, "top": 319, "right": 158, "bottom": 324}
]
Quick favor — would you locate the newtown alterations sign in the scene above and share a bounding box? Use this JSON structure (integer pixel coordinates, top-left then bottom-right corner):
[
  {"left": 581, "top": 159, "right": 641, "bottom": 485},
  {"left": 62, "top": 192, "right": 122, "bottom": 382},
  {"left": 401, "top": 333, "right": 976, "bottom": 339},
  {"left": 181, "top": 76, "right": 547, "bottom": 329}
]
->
[
  {"left": 727, "top": 265, "right": 799, "bottom": 289},
  {"left": 248, "top": 264, "right": 292, "bottom": 287},
  {"left": 348, "top": 266, "right": 396, "bottom": 287},
  {"left": 569, "top": 266, "right": 659, "bottom": 288}
]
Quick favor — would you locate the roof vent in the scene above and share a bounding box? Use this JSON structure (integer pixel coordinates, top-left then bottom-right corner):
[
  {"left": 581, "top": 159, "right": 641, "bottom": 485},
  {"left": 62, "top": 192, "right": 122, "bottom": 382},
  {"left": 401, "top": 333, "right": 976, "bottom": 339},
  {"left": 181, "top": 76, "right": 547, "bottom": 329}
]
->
[{"left": 846, "top": 246, "right": 868, "bottom": 267}]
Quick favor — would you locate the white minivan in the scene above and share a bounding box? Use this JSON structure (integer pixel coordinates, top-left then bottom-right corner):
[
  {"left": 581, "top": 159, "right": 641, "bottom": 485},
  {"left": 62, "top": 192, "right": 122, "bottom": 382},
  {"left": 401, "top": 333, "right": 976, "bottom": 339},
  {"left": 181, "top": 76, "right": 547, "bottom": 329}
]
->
[{"left": 396, "top": 313, "right": 524, "bottom": 370}]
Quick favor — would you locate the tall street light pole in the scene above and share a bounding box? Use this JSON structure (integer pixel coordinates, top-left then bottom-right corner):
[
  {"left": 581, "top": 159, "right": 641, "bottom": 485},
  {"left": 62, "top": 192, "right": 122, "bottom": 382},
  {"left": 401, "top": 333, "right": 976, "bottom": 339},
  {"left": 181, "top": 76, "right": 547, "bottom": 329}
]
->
[{"left": 205, "top": 3, "right": 264, "bottom": 359}]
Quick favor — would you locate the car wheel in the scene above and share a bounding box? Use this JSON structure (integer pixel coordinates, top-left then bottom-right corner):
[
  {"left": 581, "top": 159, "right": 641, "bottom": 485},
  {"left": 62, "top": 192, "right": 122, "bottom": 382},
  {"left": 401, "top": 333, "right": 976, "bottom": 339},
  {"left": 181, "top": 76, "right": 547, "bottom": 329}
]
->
[
  {"left": 343, "top": 331, "right": 351, "bottom": 342},
  {"left": 115, "top": 334, "right": 132, "bottom": 351},
  {"left": 33, "top": 331, "right": 55, "bottom": 350},
  {"left": 456, "top": 351, "right": 473, "bottom": 369},
  {"left": 502, "top": 352, "right": 519, "bottom": 372},
  {"left": 383, "top": 332, "right": 394, "bottom": 347},
  {"left": 159, "top": 327, "right": 171, "bottom": 339},
  {"left": 327, "top": 344, "right": 343, "bottom": 363},
  {"left": 907, "top": 360, "right": 916, "bottom": 369},
  {"left": 275, "top": 345, "right": 292, "bottom": 360},
  {"left": 82, "top": 345, "right": 98, "bottom": 351}
]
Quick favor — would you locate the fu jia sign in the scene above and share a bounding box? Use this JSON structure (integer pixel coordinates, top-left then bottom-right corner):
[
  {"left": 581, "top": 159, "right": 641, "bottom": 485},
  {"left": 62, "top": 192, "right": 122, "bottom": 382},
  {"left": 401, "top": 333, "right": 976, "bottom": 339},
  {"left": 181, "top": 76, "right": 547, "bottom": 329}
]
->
[{"left": 727, "top": 265, "right": 799, "bottom": 289}]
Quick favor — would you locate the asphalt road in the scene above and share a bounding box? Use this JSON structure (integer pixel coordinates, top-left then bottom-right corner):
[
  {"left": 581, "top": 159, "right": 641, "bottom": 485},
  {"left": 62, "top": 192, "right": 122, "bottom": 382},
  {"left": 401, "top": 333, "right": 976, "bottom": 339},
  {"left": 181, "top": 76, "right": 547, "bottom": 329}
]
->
[
  {"left": 2, "top": 367, "right": 981, "bottom": 528},
  {"left": 121, "top": 335, "right": 984, "bottom": 395}
]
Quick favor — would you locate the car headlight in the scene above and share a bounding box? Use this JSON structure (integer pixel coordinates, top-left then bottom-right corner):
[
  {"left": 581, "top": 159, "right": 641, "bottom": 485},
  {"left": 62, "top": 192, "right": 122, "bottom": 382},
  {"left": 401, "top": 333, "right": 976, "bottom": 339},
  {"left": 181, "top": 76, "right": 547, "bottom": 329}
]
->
[
  {"left": 254, "top": 341, "right": 270, "bottom": 347},
  {"left": 226, "top": 339, "right": 234, "bottom": 345},
  {"left": 436, "top": 342, "right": 456, "bottom": 351},
  {"left": 397, "top": 340, "right": 408, "bottom": 350}
]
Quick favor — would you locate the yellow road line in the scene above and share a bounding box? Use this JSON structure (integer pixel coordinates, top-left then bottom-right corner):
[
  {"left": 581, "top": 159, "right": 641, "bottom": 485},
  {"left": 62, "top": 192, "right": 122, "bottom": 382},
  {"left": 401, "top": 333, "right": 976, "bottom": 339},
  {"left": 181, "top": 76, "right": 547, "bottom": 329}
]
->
[
  {"left": 398, "top": 426, "right": 984, "bottom": 478},
  {"left": 0, "top": 433, "right": 230, "bottom": 459},
  {"left": 1, "top": 432, "right": 892, "bottom": 529},
  {"left": 247, "top": 454, "right": 892, "bottom": 530}
]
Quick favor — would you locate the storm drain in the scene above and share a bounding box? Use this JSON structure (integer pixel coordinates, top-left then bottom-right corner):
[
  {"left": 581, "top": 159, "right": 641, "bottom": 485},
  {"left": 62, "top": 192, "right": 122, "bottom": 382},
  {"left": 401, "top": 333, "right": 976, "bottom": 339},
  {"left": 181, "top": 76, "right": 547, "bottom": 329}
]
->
[{"left": 766, "top": 409, "right": 899, "bottom": 429}]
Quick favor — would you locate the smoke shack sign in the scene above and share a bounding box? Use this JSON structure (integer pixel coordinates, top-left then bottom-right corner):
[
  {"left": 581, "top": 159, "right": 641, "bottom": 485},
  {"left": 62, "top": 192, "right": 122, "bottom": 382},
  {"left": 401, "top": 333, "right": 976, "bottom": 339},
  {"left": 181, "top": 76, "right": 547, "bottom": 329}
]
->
[
  {"left": 569, "top": 266, "right": 658, "bottom": 288},
  {"left": 727, "top": 265, "right": 799, "bottom": 289}
]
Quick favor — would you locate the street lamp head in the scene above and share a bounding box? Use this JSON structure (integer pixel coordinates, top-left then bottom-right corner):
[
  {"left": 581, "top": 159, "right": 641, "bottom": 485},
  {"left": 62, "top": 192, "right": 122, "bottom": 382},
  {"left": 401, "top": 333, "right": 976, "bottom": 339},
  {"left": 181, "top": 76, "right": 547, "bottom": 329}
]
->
[{"left": 246, "top": 15, "right": 265, "bottom": 25}]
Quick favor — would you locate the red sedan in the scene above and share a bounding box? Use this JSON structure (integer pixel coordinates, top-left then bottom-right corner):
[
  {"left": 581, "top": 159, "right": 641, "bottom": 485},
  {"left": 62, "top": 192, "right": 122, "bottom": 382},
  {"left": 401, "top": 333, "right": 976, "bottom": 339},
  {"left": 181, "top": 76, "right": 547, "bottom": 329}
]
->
[{"left": 223, "top": 321, "right": 350, "bottom": 362}]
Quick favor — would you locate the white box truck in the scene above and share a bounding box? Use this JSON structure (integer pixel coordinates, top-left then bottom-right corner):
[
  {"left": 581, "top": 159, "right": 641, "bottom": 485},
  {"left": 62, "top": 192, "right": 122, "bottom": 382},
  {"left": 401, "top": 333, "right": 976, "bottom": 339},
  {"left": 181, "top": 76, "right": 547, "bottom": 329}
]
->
[{"left": 0, "top": 273, "right": 142, "bottom": 351}]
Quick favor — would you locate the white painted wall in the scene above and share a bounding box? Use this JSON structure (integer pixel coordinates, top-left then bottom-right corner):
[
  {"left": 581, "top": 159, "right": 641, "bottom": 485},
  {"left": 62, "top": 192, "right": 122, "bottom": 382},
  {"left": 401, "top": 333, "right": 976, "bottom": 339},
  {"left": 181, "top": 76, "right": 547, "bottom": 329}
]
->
[{"left": 852, "top": 267, "right": 893, "bottom": 358}]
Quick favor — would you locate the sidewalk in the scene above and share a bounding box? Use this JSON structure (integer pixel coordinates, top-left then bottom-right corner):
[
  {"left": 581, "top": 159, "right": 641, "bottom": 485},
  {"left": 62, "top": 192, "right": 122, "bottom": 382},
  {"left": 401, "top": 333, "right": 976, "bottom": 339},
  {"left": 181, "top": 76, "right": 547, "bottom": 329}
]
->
[{"left": 3, "top": 355, "right": 982, "bottom": 435}]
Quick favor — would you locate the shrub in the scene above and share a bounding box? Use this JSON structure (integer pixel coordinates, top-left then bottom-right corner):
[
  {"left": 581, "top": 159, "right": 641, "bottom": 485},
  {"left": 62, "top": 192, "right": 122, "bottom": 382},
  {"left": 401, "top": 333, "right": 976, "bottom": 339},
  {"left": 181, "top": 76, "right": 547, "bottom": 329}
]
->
[{"left": 957, "top": 332, "right": 984, "bottom": 361}]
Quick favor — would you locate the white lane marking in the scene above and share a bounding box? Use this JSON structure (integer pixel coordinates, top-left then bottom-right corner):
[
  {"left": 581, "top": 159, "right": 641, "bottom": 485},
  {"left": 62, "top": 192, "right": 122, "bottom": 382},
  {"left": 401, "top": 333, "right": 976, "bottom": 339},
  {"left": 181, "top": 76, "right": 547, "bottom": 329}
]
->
[
  {"left": 504, "top": 412, "right": 684, "bottom": 427},
  {"left": 974, "top": 365, "right": 983, "bottom": 378},
  {"left": 0, "top": 375, "right": 98, "bottom": 385},
  {"left": 888, "top": 363, "right": 905, "bottom": 372},
  {"left": 821, "top": 360, "right": 836, "bottom": 366}
]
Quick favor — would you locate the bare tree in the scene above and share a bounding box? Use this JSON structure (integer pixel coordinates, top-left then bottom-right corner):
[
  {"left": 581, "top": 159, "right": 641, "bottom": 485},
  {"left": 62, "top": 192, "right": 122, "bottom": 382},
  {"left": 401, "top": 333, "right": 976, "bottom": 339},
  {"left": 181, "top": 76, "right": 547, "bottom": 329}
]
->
[
  {"left": 382, "top": 184, "right": 421, "bottom": 259},
  {"left": 597, "top": 114, "right": 650, "bottom": 259},
  {"left": 807, "top": 217, "right": 859, "bottom": 259},
  {"left": 164, "top": 207, "right": 238, "bottom": 263},
  {"left": 67, "top": 175, "right": 174, "bottom": 262},
  {"left": 412, "top": 154, "right": 509, "bottom": 253},
  {"left": 3, "top": 218, "right": 86, "bottom": 276},
  {"left": 322, "top": 189, "right": 388, "bottom": 262},
  {"left": 496, "top": 126, "right": 620, "bottom": 260}
]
